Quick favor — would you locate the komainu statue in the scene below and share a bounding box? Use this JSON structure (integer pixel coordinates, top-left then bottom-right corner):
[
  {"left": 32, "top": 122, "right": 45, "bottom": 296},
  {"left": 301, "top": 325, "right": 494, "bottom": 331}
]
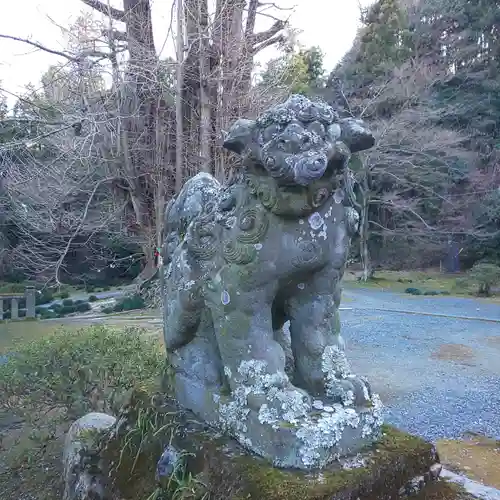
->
[{"left": 162, "top": 95, "right": 383, "bottom": 469}]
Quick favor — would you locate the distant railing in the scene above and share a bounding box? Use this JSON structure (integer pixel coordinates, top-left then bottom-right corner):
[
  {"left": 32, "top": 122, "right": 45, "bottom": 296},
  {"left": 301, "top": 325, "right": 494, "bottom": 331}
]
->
[{"left": 0, "top": 286, "right": 36, "bottom": 320}]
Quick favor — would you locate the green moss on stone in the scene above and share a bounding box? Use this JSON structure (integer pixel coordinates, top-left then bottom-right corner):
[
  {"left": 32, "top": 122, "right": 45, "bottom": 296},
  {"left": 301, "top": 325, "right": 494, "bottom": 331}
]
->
[
  {"left": 99, "top": 394, "right": 445, "bottom": 500},
  {"left": 218, "top": 425, "right": 438, "bottom": 500},
  {"left": 413, "top": 481, "right": 476, "bottom": 500}
]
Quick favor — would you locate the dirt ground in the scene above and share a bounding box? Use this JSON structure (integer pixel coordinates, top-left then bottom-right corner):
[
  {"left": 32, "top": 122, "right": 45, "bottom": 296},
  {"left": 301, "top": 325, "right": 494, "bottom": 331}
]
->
[
  {"left": 0, "top": 406, "right": 67, "bottom": 499},
  {"left": 437, "top": 434, "right": 500, "bottom": 489}
]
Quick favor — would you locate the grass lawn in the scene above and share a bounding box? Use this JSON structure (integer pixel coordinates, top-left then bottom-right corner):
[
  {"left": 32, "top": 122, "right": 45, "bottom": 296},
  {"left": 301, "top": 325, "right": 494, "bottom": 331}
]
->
[
  {"left": 1, "top": 311, "right": 499, "bottom": 498},
  {"left": 343, "top": 269, "right": 500, "bottom": 302},
  {"left": 0, "top": 319, "right": 83, "bottom": 353},
  {"left": 0, "top": 323, "right": 165, "bottom": 499}
]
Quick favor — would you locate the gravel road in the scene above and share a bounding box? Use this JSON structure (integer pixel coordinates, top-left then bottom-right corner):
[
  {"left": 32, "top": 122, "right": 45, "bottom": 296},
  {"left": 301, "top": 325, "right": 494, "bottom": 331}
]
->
[{"left": 341, "top": 287, "right": 500, "bottom": 442}]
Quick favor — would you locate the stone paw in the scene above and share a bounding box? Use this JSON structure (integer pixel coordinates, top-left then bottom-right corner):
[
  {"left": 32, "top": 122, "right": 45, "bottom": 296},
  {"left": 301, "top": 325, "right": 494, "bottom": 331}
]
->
[{"left": 326, "top": 375, "right": 373, "bottom": 407}]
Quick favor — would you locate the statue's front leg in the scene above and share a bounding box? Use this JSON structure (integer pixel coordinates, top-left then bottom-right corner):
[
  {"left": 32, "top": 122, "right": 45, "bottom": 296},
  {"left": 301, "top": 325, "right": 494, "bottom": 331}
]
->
[
  {"left": 288, "top": 268, "right": 372, "bottom": 406},
  {"left": 207, "top": 283, "right": 311, "bottom": 415}
]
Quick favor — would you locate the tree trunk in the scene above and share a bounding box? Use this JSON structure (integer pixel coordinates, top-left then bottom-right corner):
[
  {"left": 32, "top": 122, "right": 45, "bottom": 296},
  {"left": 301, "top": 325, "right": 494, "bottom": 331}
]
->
[
  {"left": 359, "top": 170, "right": 373, "bottom": 282},
  {"left": 198, "top": 0, "right": 211, "bottom": 173},
  {"left": 175, "top": 0, "right": 185, "bottom": 192}
]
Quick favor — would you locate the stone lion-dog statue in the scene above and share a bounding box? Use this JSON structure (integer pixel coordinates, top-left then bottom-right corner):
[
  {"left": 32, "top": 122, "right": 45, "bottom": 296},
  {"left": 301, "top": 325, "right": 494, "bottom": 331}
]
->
[{"left": 162, "top": 95, "right": 383, "bottom": 469}]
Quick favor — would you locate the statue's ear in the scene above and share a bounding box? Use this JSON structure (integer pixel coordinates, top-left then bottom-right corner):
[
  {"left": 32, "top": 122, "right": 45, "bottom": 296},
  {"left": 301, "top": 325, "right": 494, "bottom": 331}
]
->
[
  {"left": 222, "top": 118, "right": 256, "bottom": 155},
  {"left": 339, "top": 118, "right": 375, "bottom": 153}
]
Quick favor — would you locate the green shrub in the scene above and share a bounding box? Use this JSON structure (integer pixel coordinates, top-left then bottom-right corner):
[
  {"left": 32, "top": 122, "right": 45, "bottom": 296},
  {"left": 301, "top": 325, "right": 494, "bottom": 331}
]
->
[
  {"left": 60, "top": 305, "right": 77, "bottom": 315},
  {"left": 405, "top": 287, "right": 422, "bottom": 295},
  {"left": 0, "top": 325, "right": 164, "bottom": 417},
  {"left": 466, "top": 262, "right": 500, "bottom": 296},
  {"left": 18, "top": 309, "right": 26, "bottom": 318},
  {"left": 88, "top": 295, "right": 98, "bottom": 302},
  {"left": 113, "top": 294, "right": 146, "bottom": 313},
  {"left": 423, "top": 290, "right": 440, "bottom": 296},
  {"left": 35, "top": 291, "right": 54, "bottom": 306},
  {"left": 62, "top": 298, "right": 74, "bottom": 306},
  {"left": 113, "top": 302, "right": 125, "bottom": 313},
  {"left": 102, "top": 307, "right": 114, "bottom": 314},
  {"left": 75, "top": 302, "right": 91, "bottom": 313},
  {"left": 35, "top": 306, "right": 43, "bottom": 314},
  {"left": 86, "top": 285, "right": 96, "bottom": 293},
  {"left": 0, "top": 283, "right": 25, "bottom": 293},
  {"left": 2, "top": 311, "right": 11, "bottom": 320},
  {"left": 39, "top": 309, "right": 58, "bottom": 320},
  {"left": 58, "top": 291, "right": 70, "bottom": 299}
]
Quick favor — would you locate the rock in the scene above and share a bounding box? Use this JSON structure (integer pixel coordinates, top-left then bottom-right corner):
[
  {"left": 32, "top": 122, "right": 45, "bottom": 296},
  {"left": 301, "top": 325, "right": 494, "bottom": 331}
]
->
[
  {"left": 440, "top": 468, "right": 500, "bottom": 500},
  {"left": 430, "top": 463, "right": 443, "bottom": 479},
  {"left": 66, "top": 404, "right": 457, "bottom": 500},
  {"left": 156, "top": 444, "right": 183, "bottom": 486},
  {"left": 171, "top": 422, "right": 446, "bottom": 500},
  {"left": 63, "top": 412, "right": 116, "bottom": 500}
]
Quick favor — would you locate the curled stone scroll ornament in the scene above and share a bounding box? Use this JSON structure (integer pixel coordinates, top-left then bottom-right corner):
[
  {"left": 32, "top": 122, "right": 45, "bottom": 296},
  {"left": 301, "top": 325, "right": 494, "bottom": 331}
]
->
[
  {"left": 236, "top": 207, "right": 270, "bottom": 244},
  {"left": 186, "top": 221, "right": 219, "bottom": 260},
  {"left": 222, "top": 239, "right": 257, "bottom": 265}
]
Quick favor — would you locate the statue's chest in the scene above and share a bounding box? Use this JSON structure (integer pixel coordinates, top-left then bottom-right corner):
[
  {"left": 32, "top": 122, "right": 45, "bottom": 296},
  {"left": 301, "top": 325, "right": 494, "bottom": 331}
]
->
[{"left": 269, "top": 202, "right": 349, "bottom": 276}]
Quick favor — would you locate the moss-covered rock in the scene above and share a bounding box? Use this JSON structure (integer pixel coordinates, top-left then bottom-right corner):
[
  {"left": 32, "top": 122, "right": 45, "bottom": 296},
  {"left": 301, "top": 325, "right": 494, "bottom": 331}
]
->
[
  {"left": 100, "top": 393, "right": 449, "bottom": 500},
  {"left": 201, "top": 424, "right": 440, "bottom": 499}
]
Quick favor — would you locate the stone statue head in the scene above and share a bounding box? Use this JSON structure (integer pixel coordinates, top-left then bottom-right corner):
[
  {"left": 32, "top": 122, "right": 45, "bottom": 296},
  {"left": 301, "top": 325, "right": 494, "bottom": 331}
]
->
[{"left": 223, "top": 94, "right": 374, "bottom": 186}]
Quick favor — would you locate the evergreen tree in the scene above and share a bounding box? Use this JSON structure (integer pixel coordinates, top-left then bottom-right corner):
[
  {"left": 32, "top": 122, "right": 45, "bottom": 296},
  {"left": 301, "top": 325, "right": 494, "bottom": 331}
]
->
[
  {"left": 258, "top": 46, "right": 325, "bottom": 95},
  {"left": 335, "top": 0, "right": 413, "bottom": 88}
]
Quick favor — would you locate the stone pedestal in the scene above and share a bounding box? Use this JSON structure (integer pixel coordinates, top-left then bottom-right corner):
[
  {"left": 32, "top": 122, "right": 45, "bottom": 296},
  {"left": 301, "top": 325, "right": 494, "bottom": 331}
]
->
[
  {"left": 63, "top": 396, "right": 471, "bottom": 500},
  {"left": 10, "top": 298, "right": 19, "bottom": 320},
  {"left": 24, "top": 287, "right": 36, "bottom": 318},
  {"left": 170, "top": 423, "right": 447, "bottom": 500}
]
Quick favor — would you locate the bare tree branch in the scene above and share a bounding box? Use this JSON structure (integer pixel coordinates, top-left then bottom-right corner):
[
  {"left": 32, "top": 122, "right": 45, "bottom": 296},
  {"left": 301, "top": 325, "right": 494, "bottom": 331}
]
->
[
  {"left": 0, "top": 34, "right": 77, "bottom": 61},
  {"left": 80, "top": 0, "right": 125, "bottom": 21}
]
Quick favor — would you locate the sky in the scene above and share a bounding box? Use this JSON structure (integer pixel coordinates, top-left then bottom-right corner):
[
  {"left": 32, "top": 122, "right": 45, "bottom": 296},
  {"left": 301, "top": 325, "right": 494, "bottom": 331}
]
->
[{"left": 0, "top": 0, "right": 373, "bottom": 105}]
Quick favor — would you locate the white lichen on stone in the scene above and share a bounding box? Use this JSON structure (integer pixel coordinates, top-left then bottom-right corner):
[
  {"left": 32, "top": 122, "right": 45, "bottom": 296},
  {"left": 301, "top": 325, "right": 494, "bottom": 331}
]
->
[
  {"left": 341, "top": 454, "right": 366, "bottom": 469},
  {"left": 343, "top": 390, "right": 355, "bottom": 407},
  {"left": 297, "top": 282, "right": 305, "bottom": 290},
  {"left": 224, "top": 366, "right": 232, "bottom": 378},
  {"left": 254, "top": 243, "right": 263, "bottom": 250},
  {"left": 361, "top": 393, "right": 384, "bottom": 437},
  {"left": 216, "top": 356, "right": 383, "bottom": 469},
  {"left": 328, "top": 123, "right": 342, "bottom": 141},
  {"left": 258, "top": 404, "right": 280, "bottom": 426},
  {"left": 345, "top": 206, "right": 360, "bottom": 234},
  {"left": 312, "top": 399, "right": 324, "bottom": 410},
  {"left": 308, "top": 212, "right": 324, "bottom": 230},
  {"left": 322, "top": 345, "right": 352, "bottom": 379},
  {"left": 324, "top": 204, "right": 334, "bottom": 219},
  {"left": 221, "top": 290, "right": 231, "bottom": 305},
  {"left": 333, "top": 188, "right": 345, "bottom": 204},
  {"left": 296, "top": 405, "right": 361, "bottom": 466}
]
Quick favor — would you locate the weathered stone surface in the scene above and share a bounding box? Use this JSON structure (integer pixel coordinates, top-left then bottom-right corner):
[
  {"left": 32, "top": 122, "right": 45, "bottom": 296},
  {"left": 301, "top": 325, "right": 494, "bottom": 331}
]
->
[
  {"left": 166, "top": 421, "right": 446, "bottom": 500},
  {"left": 63, "top": 398, "right": 472, "bottom": 500},
  {"left": 162, "top": 94, "right": 381, "bottom": 469},
  {"left": 63, "top": 412, "right": 116, "bottom": 500}
]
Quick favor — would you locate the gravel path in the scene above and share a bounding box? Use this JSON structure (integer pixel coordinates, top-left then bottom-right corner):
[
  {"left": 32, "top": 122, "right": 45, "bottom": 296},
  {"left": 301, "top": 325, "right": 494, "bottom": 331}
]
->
[
  {"left": 343, "top": 287, "right": 500, "bottom": 321},
  {"left": 341, "top": 287, "right": 500, "bottom": 442}
]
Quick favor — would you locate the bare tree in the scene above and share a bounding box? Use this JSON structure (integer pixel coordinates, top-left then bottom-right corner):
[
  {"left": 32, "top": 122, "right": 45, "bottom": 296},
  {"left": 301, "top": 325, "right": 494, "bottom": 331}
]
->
[{"left": 1, "top": 0, "right": 291, "bottom": 285}]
